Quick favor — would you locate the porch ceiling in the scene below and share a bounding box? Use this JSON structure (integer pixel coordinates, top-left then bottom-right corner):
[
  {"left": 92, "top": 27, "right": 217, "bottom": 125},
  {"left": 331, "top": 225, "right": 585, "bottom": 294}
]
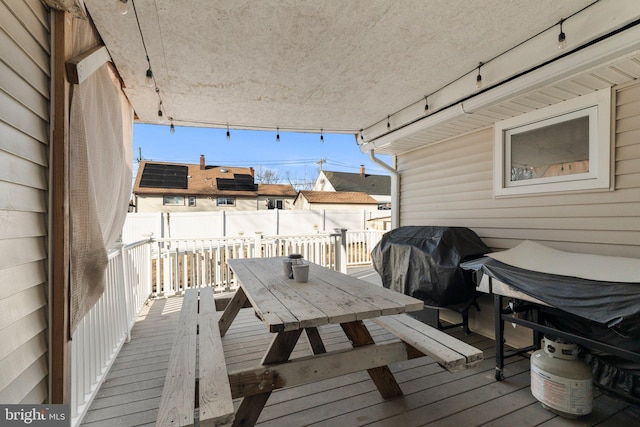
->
[{"left": 83, "top": 0, "right": 595, "bottom": 140}]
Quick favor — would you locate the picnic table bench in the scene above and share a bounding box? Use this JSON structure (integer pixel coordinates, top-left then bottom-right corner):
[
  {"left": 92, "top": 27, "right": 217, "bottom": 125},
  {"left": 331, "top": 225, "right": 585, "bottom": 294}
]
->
[{"left": 156, "top": 288, "right": 234, "bottom": 427}]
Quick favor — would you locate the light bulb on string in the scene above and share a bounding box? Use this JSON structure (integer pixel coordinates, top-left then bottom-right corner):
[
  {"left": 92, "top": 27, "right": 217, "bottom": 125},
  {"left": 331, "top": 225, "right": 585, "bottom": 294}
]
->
[
  {"left": 387, "top": 115, "right": 391, "bottom": 131},
  {"left": 359, "top": 129, "right": 364, "bottom": 142},
  {"left": 558, "top": 19, "right": 567, "bottom": 49},
  {"left": 117, "top": 0, "right": 128, "bottom": 15},
  {"left": 320, "top": 129, "right": 324, "bottom": 144},
  {"left": 476, "top": 62, "right": 483, "bottom": 89},
  {"left": 276, "top": 127, "right": 280, "bottom": 143},
  {"left": 226, "top": 124, "right": 231, "bottom": 141},
  {"left": 156, "top": 89, "right": 164, "bottom": 123},
  {"left": 169, "top": 120, "right": 175, "bottom": 134},
  {"left": 424, "top": 96, "right": 429, "bottom": 113},
  {"left": 145, "top": 67, "right": 153, "bottom": 87}
]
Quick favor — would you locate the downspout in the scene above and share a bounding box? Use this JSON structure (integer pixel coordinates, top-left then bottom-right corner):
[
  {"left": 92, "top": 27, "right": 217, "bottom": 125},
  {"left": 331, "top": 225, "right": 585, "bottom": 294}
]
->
[{"left": 368, "top": 150, "right": 400, "bottom": 230}]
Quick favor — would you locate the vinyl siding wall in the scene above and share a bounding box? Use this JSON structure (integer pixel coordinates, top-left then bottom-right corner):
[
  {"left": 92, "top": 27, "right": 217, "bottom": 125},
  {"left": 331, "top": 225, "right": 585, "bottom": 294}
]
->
[
  {"left": 397, "top": 83, "right": 640, "bottom": 343},
  {"left": 0, "top": 0, "right": 50, "bottom": 404},
  {"left": 398, "top": 84, "right": 640, "bottom": 259}
]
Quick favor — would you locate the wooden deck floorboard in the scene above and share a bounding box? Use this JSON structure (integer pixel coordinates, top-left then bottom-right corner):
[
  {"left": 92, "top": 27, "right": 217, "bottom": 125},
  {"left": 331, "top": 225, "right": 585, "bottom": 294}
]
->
[{"left": 80, "top": 295, "right": 639, "bottom": 427}]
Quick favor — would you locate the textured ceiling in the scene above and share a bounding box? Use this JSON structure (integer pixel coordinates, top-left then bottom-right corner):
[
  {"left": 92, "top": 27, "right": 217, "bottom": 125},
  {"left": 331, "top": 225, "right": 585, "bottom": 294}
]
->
[{"left": 84, "top": 0, "right": 594, "bottom": 135}]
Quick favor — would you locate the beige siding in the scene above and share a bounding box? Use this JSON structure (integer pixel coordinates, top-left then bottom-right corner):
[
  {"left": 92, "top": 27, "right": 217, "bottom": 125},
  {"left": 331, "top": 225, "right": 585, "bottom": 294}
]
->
[
  {"left": 0, "top": 0, "right": 50, "bottom": 403},
  {"left": 397, "top": 84, "right": 640, "bottom": 346},
  {"left": 398, "top": 84, "right": 640, "bottom": 259},
  {"left": 136, "top": 195, "right": 262, "bottom": 212}
]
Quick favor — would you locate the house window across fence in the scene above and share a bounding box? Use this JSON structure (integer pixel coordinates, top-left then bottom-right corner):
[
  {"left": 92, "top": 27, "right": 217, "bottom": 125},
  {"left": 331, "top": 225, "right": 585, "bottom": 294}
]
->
[
  {"left": 218, "top": 197, "right": 236, "bottom": 206},
  {"left": 163, "top": 195, "right": 185, "bottom": 206}
]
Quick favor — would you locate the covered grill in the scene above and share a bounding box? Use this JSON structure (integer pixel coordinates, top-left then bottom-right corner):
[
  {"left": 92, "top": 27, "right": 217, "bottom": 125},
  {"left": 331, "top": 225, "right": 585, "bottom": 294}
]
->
[{"left": 371, "top": 226, "right": 489, "bottom": 307}]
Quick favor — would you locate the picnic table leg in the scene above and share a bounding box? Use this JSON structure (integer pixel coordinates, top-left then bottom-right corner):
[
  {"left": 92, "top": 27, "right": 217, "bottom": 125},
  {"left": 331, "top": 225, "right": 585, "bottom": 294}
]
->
[
  {"left": 219, "top": 287, "right": 249, "bottom": 337},
  {"left": 233, "top": 329, "right": 303, "bottom": 426},
  {"left": 304, "top": 327, "right": 327, "bottom": 354},
  {"left": 341, "top": 320, "right": 403, "bottom": 399}
]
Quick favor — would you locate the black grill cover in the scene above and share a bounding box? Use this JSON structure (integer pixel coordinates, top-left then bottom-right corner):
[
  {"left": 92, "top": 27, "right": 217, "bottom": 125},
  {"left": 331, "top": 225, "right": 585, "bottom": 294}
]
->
[{"left": 371, "top": 226, "right": 489, "bottom": 307}]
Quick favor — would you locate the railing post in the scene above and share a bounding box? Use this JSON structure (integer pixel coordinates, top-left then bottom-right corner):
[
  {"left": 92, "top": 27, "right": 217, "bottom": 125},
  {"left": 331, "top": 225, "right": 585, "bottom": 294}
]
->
[
  {"left": 334, "top": 228, "right": 348, "bottom": 274},
  {"left": 118, "top": 242, "right": 132, "bottom": 342},
  {"left": 254, "top": 232, "right": 263, "bottom": 258}
]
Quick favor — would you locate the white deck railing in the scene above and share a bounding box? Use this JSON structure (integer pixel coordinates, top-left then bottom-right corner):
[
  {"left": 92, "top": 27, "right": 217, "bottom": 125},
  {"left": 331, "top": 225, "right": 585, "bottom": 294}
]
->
[
  {"left": 70, "top": 240, "right": 152, "bottom": 427},
  {"left": 69, "top": 229, "right": 383, "bottom": 425},
  {"left": 150, "top": 230, "right": 383, "bottom": 296}
]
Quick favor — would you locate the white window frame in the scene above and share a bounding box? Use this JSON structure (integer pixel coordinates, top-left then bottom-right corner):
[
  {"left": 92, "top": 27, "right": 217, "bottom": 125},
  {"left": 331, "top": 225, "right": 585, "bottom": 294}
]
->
[
  {"left": 494, "top": 89, "right": 612, "bottom": 197},
  {"left": 217, "top": 197, "right": 236, "bottom": 206},
  {"left": 163, "top": 195, "right": 184, "bottom": 206}
]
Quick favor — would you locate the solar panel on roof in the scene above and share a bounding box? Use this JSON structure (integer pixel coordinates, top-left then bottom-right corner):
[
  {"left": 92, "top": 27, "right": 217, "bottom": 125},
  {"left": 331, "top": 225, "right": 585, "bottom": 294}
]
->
[
  {"left": 216, "top": 174, "right": 257, "bottom": 191},
  {"left": 139, "top": 163, "right": 188, "bottom": 189}
]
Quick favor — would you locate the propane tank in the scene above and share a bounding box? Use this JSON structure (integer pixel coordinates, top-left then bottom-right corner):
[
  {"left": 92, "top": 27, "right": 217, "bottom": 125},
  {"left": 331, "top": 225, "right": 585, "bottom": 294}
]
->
[{"left": 530, "top": 336, "right": 592, "bottom": 418}]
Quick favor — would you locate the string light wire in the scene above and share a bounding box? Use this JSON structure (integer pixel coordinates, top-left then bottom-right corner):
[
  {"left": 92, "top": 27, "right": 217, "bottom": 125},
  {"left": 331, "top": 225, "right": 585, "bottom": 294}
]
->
[{"left": 127, "top": 0, "right": 598, "bottom": 140}]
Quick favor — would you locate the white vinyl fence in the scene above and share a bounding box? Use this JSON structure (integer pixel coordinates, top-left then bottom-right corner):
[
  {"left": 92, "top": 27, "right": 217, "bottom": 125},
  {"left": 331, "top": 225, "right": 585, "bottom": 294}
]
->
[{"left": 122, "top": 209, "right": 387, "bottom": 242}]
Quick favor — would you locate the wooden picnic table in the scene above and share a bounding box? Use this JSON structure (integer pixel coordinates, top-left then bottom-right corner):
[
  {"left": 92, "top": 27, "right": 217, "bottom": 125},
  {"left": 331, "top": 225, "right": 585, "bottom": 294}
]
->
[{"left": 219, "top": 257, "right": 482, "bottom": 426}]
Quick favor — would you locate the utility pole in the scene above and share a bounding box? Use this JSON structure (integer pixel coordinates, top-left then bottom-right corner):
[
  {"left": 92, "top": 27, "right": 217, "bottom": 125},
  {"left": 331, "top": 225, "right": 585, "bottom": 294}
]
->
[{"left": 316, "top": 158, "right": 326, "bottom": 171}]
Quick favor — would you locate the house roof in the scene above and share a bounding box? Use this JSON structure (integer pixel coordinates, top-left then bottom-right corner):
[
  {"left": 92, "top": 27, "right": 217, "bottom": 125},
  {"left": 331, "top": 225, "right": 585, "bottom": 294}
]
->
[
  {"left": 257, "top": 184, "right": 297, "bottom": 197},
  {"left": 80, "top": 0, "right": 618, "bottom": 145},
  {"left": 296, "top": 191, "right": 378, "bottom": 205},
  {"left": 133, "top": 160, "right": 295, "bottom": 197},
  {"left": 322, "top": 171, "right": 390, "bottom": 196}
]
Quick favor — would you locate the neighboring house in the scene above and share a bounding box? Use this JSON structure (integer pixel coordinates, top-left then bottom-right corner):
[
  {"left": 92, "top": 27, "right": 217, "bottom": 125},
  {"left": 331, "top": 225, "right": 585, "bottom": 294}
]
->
[
  {"left": 314, "top": 168, "right": 391, "bottom": 209},
  {"left": 294, "top": 190, "right": 378, "bottom": 211},
  {"left": 133, "top": 156, "right": 297, "bottom": 212}
]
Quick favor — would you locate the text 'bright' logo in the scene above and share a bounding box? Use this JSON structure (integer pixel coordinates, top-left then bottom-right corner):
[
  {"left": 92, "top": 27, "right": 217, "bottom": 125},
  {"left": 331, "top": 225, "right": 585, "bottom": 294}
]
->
[{"left": 4, "top": 407, "right": 66, "bottom": 424}]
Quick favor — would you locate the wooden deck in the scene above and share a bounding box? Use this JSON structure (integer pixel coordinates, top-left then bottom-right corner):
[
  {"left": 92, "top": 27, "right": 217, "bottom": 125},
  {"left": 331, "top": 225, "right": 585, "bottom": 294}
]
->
[{"left": 80, "top": 295, "right": 639, "bottom": 427}]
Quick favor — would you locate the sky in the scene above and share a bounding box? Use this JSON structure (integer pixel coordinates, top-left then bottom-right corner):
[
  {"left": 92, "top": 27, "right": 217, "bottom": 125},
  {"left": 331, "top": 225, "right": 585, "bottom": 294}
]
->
[{"left": 133, "top": 124, "right": 391, "bottom": 190}]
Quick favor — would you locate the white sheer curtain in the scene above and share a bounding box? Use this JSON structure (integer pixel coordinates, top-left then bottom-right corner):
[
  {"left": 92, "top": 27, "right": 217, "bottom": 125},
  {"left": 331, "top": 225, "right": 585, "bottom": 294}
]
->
[{"left": 69, "top": 19, "right": 133, "bottom": 333}]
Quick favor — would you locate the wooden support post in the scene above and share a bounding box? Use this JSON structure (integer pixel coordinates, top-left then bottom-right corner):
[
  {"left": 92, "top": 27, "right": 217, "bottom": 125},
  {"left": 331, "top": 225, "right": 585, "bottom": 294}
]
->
[
  {"left": 233, "top": 330, "right": 303, "bottom": 426},
  {"left": 50, "top": 10, "right": 73, "bottom": 405},
  {"left": 218, "top": 287, "right": 249, "bottom": 337},
  {"left": 341, "top": 321, "right": 403, "bottom": 399}
]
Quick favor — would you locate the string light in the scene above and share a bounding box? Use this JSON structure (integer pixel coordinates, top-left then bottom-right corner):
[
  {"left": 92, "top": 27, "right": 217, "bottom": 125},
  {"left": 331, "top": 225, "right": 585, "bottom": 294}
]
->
[
  {"left": 169, "top": 119, "right": 175, "bottom": 134},
  {"left": 117, "top": 0, "right": 128, "bottom": 15},
  {"left": 557, "top": 18, "right": 567, "bottom": 49},
  {"left": 476, "top": 62, "right": 483, "bottom": 89},
  {"left": 320, "top": 128, "right": 324, "bottom": 143},
  {"left": 156, "top": 87, "right": 164, "bottom": 123},
  {"left": 276, "top": 127, "right": 280, "bottom": 143},
  {"left": 360, "top": 129, "right": 364, "bottom": 142},
  {"left": 226, "top": 124, "right": 231, "bottom": 141},
  {"left": 145, "top": 67, "right": 153, "bottom": 87},
  {"left": 157, "top": 103, "right": 164, "bottom": 123},
  {"left": 424, "top": 96, "right": 429, "bottom": 112},
  {"left": 387, "top": 115, "right": 391, "bottom": 131}
]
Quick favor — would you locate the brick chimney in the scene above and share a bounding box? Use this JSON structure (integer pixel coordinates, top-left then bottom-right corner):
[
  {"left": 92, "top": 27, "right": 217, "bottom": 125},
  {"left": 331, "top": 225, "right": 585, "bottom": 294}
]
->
[
  {"left": 200, "top": 154, "right": 205, "bottom": 170},
  {"left": 249, "top": 167, "right": 255, "bottom": 178},
  {"left": 360, "top": 165, "right": 365, "bottom": 178}
]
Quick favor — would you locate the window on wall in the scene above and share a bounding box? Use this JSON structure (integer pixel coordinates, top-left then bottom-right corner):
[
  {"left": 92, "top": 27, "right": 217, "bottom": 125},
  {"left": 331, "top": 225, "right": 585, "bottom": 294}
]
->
[
  {"left": 188, "top": 196, "right": 196, "bottom": 207},
  {"left": 217, "top": 197, "right": 236, "bottom": 206},
  {"left": 163, "top": 195, "right": 184, "bottom": 205},
  {"left": 266, "top": 199, "right": 284, "bottom": 209},
  {"left": 494, "top": 89, "right": 611, "bottom": 197}
]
